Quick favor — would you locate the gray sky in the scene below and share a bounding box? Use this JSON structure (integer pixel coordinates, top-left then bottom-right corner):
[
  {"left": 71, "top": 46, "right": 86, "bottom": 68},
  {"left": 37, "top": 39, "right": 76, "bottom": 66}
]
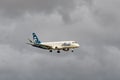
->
[{"left": 0, "top": 0, "right": 120, "bottom": 80}]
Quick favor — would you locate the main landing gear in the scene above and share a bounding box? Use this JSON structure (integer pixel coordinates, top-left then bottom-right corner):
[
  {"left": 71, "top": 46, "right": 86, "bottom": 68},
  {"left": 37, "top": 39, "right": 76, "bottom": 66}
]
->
[
  {"left": 49, "top": 50, "right": 73, "bottom": 53},
  {"left": 57, "top": 50, "right": 60, "bottom": 53},
  {"left": 49, "top": 50, "right": 60, "bottom": 53},
  {"left": 71, "top": 50, "right": 74, "bottom": 52},
  {"left": 49, "top": 50, "right": 52, "bottom": 52}
]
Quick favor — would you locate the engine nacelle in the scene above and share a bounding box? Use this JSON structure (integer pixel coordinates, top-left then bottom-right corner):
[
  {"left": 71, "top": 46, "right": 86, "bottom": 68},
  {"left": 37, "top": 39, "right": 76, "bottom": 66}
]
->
[{"left": 63, "top": 48, "right": 69, "bottom": 51}]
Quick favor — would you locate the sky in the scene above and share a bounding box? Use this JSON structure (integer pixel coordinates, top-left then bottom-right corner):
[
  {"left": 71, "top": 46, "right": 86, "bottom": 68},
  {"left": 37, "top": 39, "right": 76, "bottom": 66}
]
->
[{"left": 0, "top": 0, "right": 120, "bottom": 80}]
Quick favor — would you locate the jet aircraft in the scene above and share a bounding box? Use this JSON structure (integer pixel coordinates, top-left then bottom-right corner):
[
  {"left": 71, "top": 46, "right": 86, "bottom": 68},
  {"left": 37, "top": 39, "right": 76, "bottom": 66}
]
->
[{"left": 27, "top": 33, "right": 80, "bottom": 53}]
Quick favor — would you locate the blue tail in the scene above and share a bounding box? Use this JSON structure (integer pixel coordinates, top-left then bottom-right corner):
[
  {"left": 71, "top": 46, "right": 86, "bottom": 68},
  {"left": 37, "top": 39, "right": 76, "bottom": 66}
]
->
[{"left": 32, "top": 33, "right": 41, "bottom": 44}]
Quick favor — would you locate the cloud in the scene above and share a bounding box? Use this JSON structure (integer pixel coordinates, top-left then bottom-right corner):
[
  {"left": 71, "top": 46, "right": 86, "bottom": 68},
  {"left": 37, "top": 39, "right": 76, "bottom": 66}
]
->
[
  {"left": 0, "top": 44, "right": 120, "bottom": 80},
  {"left": 0, "top": 0, "right": 120, "bottom": 80},
  {"left": 0, "top": 0, "right": 93, "bottom": 23},
  {"left": 91, "top": 0, "right": 120, "bottom": 27},
  {"left": 0, "top": 0, "right": 76, "bottom": 23}
]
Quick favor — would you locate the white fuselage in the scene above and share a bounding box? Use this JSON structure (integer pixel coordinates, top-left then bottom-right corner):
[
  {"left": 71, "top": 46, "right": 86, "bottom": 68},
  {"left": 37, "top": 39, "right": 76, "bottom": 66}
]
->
[
  {"left": 40, "top": 41, "right": 80, "bottom": 50},
  {"left": 27, "top": 33, "right": 80, "bottom": 53}
]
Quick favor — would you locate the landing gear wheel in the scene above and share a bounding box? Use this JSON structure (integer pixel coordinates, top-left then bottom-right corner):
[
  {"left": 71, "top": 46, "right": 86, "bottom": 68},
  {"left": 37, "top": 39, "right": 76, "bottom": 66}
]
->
[
  {"left": 71, "top": 50, "right": 74, "bottom": 52},
  {"left": 57, "top": 50, "right": 60, "bottom": 53},
  {"left": 49, "top": 50, "right": 52, "bottom": 52}
]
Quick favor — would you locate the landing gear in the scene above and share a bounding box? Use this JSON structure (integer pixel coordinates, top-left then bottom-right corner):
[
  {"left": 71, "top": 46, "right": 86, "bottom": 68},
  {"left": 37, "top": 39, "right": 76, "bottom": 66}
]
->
[
  {"left": 57, "top": 50, "right": 60, "bottom": 53},
  {"left": 49, "top": 50, "right": 52, "bottom": 52},
  {"left": 49, "top": 50, "right": 60, "bottom": 53},
  {"left": 71, "top": 50, "right": 74, "bottom": 52}
]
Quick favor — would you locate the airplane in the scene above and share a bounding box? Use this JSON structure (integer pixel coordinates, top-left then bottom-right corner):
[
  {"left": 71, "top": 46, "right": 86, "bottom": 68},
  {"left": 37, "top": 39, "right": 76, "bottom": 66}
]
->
[{"left": 27, "top": 33, "right": 80, "bottom": 53}]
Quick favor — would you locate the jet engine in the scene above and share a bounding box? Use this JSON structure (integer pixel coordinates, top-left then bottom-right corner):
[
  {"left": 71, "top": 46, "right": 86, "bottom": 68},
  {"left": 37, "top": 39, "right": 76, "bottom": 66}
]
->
[{"left": 63, "top": 48, "right": 69, "bottom": 51}]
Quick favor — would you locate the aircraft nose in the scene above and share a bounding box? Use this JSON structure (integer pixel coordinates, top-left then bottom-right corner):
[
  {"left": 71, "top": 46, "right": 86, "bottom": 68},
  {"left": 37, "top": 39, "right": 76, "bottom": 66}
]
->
[{"left": 76, "top": 44, "right": 80, "bottom": 47}]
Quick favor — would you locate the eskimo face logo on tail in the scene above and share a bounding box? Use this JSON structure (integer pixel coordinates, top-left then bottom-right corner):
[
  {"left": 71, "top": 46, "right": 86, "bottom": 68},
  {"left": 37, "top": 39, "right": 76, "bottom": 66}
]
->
[{"left": 32, "top": 33, "right": 41, "bottom": 44}]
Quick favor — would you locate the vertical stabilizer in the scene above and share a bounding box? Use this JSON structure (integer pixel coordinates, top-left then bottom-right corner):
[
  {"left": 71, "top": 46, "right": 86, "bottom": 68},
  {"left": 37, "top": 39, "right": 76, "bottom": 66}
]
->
[{"left": 32, "top": 33, "right": 41, "bottom": 44}]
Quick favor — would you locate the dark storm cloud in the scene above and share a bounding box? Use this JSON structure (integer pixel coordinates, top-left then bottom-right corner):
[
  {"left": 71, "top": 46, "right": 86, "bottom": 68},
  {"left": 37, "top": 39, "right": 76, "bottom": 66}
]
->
[
  {"left": 0, "top": 0, "right": 76, "bottom": 22},
  {"left": 0, "top": 0, "right": 120, "bottom": 80},
  {"left": 91, "top": 0, "right": 120, "bottom": 27},
  {"left": 0, "top": 0, "right": 74, "bottom": 13},
  {"left": 86, "top": 0, "right": 120, "bottom": 48},
  {"left": 0, "top": 0, "right": 92, "bottom": 22},
  {"left": 0, "top": 45, "right": 120, "bottom": 80}
]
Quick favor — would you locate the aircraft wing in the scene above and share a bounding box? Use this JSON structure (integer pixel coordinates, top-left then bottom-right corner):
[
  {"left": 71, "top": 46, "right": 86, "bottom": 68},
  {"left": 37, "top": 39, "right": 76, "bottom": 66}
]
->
[
  {"left": 38, "top": 44, "right": 53, "bottom": 49},
  {"left": 28, "top": 43, "right": 52, "bottom": 50}
]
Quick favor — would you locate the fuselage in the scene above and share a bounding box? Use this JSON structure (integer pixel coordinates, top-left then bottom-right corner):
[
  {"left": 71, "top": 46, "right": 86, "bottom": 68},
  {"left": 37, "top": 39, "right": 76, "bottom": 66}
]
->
[
  {"left": 40, "top": 41, "right": 80, "bottom": 49},
  {"left": 27, "top": 33, "right": 80, "bottom": 53}
]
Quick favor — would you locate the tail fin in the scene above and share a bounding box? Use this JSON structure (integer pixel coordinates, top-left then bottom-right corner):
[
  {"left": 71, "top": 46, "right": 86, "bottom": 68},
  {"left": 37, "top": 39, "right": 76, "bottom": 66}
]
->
[{"left": 32, "top": 33, "right": 41, "bottom": 44}]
